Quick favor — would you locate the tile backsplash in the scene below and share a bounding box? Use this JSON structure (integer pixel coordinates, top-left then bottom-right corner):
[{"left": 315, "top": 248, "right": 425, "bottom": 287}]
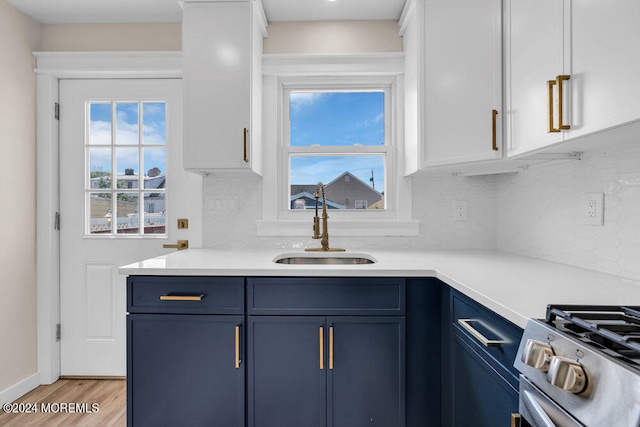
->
[
  {"left": 202, "top": 173, "right": 499, "bottom": 251},
  {"left": 202, "top": 141, "right": 640, "bottom": 280},
  {"left": 497, "top": 141, "right": 640, "bottom": 281}
]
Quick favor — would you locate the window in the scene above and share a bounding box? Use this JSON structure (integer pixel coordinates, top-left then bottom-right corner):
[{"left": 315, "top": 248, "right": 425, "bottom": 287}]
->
[
  {"left": 258, "top": 55, "right": 418, "bottom": 237},
  {"left": 283, "top": 86, "right": 390, "bottom": 213},
  {"left": 87, "top": 101, "right": 167, "bottom": 235}
]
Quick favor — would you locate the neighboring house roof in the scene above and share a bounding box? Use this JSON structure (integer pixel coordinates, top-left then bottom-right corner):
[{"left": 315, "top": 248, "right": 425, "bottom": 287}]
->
[
  {"left": 325, "top": 171, "right": 382, "bottom": 198},
  {"left": 290, "top": 191, "right": 346, "bottom": 209},
  {"left": 90, "top": 174, "right": 166, "bottom": 190}
]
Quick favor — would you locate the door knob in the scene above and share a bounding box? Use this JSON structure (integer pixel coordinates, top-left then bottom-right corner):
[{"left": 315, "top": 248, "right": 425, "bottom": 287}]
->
[{"left": 163, "top": 240, "right": 189, "bottom": 250}]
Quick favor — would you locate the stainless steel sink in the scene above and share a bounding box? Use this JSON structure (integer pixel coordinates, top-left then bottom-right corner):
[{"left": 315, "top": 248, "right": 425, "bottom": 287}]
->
[{"left": 273, "top": 253, "right": 376, "bottom": 265}]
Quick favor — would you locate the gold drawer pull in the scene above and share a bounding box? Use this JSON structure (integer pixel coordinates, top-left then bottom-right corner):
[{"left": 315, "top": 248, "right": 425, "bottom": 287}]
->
[
  {"left": 511, "top": 413, "right": 522, "bottom": 427},
  {"left": 319, "top": 326, "right": 324, "bottom": 370},
  {"left": 491, "top": 109, "right": 499, "bottom": 151},
  {"left": 243, "top": 127, "right": 249, "bottom": 163},
  {"left": 556, "top": 75, "right": 571, "bottom": 130},
  {"left": 329, "top": 326, "right": 334, "bottom": 370},
  {"left": 457, "top": 319, "right": 502, "bottom": 347},
  {"left": 235, "top": 325, "right": 241, "bottom": 369},
  {"left": 159, "top": 294, "right": 204, "bottom": 301},
  {"left": 548, "top": 79, "right": 560, "bottom": 133}
]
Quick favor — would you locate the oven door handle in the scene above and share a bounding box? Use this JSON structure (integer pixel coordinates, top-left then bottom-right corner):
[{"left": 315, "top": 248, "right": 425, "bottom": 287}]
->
[{"left": 522, "top": 390, "right": 557, "bottom": 427}]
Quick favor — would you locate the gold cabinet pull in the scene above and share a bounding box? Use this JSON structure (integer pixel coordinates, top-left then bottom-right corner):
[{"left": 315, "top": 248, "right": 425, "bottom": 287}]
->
[
  {"left": 329, "top": 326, "right": 334, "bottom": 370},
  {"left": 235, "top": 325, "right": 241, "bottom": 369},
  {"left": 243, "top": 127, "right": 249, "bottom": 163},
  {"left": 319, "top": 326, "right": 324, "bottom": 370},
  {"left": 548, "top": 80, "right": 560, "bottom": 133},
  {"left": 159, "top": 294, "right": 204, "bottom": 301},
  {"left": 556, "top": 75, "right": 571, "bottom": 130},
  {"left": 162, "top": 240, "right": 189, "bottom": 250},
  {"left": 511, "top": 413, "right": 522, "bottom": 427},
  {"left": 457, "top": 319, "right": 502, "bottom": 347},
  {"left": 491, "top": 109, "right": 499, "bottom": 151}
]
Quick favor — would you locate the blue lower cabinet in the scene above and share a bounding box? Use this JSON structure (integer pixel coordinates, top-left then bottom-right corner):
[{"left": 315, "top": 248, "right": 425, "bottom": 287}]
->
[
  {"left": 248, "top": 316, "right": 327, "bottom": 427},
  {"left": 449, "top": 333, "right": 519, "bottom": 427},
  {"left": 127, "top": 314, "right": 245, "bottom": 427},
  {"left": 248, "top": 316, "right": 405, "bottom": 427},
  {"left": 328, "top": 317, "right": 405, "bottom": 427},
  {"left": 443, "top": 288, "right": 522, "bottom": 427}
]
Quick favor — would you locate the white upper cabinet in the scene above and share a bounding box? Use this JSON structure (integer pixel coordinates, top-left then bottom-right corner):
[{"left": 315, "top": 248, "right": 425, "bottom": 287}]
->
[
  {"left": 402, "top": 0, "right": 503, "bottom": 174},
  {"left": 182, "top": 0, "right": 267, "bottom": 174},
  {"left": 505, "top": 0, "right": 640, "bottom": 157}
]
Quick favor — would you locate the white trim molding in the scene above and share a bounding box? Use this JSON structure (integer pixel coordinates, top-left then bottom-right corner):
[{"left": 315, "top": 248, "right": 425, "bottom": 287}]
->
[
  {"left": 0, "top": 373, "right": 40, "bottom": 406},
  {"left": 34, "top": 51, "right": 200, "bottom": 386},
  {"left": 258, "top": 54, "right": 419, "bottom": 237}
]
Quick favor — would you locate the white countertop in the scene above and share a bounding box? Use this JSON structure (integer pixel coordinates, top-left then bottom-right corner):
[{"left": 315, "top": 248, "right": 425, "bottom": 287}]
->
[{"left": 119, "top": 249, "right": 640, "bottom": 329}]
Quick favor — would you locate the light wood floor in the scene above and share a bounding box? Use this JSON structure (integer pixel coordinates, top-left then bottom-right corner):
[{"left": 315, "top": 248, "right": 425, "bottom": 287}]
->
[{"left": 0, "top": 379, "right": 125, "bottom": 426}]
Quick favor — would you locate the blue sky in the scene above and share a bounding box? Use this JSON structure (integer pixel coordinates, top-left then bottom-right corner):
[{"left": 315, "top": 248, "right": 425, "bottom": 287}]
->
[
  {"left": 89, "top": 102, "right": 166, "bottom": 176},
  {"left": 87, "top": 95, "right": 385, "bottom": 192},
  {"left": 289, "top": 91, "right": 385, "bottom": 189}
]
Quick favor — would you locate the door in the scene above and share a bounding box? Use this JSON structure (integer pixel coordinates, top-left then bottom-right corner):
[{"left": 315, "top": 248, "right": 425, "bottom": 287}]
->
[
  {"left": 506, "top": 0, "right": 567, "bottom": 156},
  {"left": 59, "top": 79, "right": 199, "bottom": 376},
  {"left": 328, "top": 317, "right": 406, "bottom": 427},
  {"left": 127, "top": 314, "right": 245, "bottom": 427},
  {"left": 423, "top": 0, "right": 502, "bottom": 166},
  {"left": 248, "top": 316, "right": 327, "bottom": 427},
  {"left": 450, "top": 333, "right": 519, "bottom": 427}
]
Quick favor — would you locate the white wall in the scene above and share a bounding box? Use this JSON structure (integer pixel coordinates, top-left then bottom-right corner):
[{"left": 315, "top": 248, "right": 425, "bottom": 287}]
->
[
  {"left": 498, "top": 141, "right": 640, "bottom": 281},
  {"left": 0, "top": 0, "right": 41, "bottom": 397},
  {"left": 40, "top": 23, "right": 181, "bottom": 51},
  {"left": 264, "top": 20, "right": 402, "bottom": 54},
  {"left": 202, "top": 173, "right": 499, "bottom": 250}
]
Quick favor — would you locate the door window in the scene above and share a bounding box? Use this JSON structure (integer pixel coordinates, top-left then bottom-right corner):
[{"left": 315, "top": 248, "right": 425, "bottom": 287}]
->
[{"left": 87, "top": 101, "right": 167, "bottom": 235}]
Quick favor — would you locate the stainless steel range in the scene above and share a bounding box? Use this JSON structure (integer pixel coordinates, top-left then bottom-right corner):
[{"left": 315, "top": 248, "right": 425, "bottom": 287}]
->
[{"left": 514, "top": 305, "right": 640, "bottom": 427}]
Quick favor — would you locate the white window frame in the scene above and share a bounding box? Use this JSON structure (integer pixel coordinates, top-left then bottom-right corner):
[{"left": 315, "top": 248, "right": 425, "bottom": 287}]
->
[
  {"left": 281, "top": 79, "right": 391, "bottom": 217},
  {"left": 257, "top": 54, "right": 418, "bottom": 237}
]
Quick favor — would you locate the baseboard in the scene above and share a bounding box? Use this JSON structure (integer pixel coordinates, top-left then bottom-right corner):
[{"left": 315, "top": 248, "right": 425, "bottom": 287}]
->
[
  {"left": 0, "top": 372, "right": 40, "bottom": 404},
  {"left": 59, "top": 376, "right": 126, "bottom": 380}
]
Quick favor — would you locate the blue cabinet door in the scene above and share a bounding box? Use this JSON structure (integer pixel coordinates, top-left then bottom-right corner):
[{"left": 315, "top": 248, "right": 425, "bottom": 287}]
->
[
  {"left": 248, "top": 316, "right": 327, "bottom": 427},
  {"left": 328, "top": 317, "right": 406, "bottom": 427},
  {"left": 450, "top": 332, "right": 519, "bottom": 427},
  {"left": 127, "top": 314, "right": 245, "bottom": 427}
]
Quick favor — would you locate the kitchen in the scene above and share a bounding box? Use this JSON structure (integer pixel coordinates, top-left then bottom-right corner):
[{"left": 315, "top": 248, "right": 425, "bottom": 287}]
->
[{"left": 1, "top": 0, "right": 640, "bottom": 426}]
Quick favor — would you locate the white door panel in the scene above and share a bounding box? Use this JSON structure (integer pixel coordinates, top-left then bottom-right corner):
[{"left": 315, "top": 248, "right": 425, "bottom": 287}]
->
[{"left": 59, "top": 79, "right": 197, "bottom": 376}]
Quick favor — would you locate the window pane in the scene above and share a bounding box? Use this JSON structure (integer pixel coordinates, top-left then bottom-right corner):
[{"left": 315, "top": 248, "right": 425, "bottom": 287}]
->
[
  {"left": 143, "top": 192, "right": 166, "bottom": 234},
  {"left": 88, "top": 193, "right": 112, "bottom": 234},
  {"left": 115, "top": 102, "right": 139, "bottom": 145},
  {"left": 143, "top": 148, "right": 166, "bottom": 189},
  {"left": 116, "top": 193, "right": 139, "bottom": 234},
  {"left": 89, "top": 147, "right": 111, "bottom": 189},
  {"left": 88, "top": 103, "right": 112, "bottom": 145},
  {"left": 142, "top": 102, "right": 166, "bottom": 145},
  {"left": 116, "top": 147, "right": 139, "bottom": 189},
  {"left": 289, "top": 91, "right": 384, "bottom": 147},
  {"left": 289, "top": 155, "right": 385, "bottom": 210}
]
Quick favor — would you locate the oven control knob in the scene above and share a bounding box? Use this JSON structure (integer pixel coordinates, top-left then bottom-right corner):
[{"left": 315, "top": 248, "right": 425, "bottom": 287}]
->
[
  {"left": 521, "top": 339, "right": 554, "bottom": 372},
  {"left": 547, "top": 356, "right": 588, "bottom": 394}
]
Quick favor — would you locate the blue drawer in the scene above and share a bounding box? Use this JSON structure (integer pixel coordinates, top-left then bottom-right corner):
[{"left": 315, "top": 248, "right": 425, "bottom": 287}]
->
[
  {"left": 450, "top": 289, "right": 522, "bottom": 385},
  {"left": 247, "top": 277, "right": 406, "bottom": 315},
  {"left": 127, "top": 276, "right": 245, "bottom": 314}
]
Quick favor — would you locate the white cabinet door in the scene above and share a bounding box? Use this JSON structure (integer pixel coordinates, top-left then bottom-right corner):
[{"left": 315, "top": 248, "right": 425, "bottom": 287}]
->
[
  {"left": 423, "top": 0, "right": 503, "bottom": 166},
  {"left": 569, "top": 0, "right": 640, "bottom": 139},
  {"left": 505, "top": 0, "right": 568, "bottom": 157},
  {"left": 183, "top": 1, "right": 264, "bottom": 174},
  {"left": 402, "top": 0, "right": 502, "bottom": 173}
]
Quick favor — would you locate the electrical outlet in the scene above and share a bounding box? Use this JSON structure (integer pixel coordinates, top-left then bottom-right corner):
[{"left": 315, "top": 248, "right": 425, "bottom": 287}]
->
[
  {"left": 584, "top": 192, "right": 604, "bottom": 225},
  {"left": 454, "top": 200, "right": 468, "bottom": 221}
]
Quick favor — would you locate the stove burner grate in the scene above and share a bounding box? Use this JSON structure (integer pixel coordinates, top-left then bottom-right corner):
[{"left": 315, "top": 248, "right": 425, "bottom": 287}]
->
[{"left": 546, "top": 305, "right": 640, "bottom": 356}]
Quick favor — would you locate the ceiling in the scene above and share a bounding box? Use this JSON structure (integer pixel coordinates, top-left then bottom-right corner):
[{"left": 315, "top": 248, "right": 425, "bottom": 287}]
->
[{"left": 6, "top": 0, "right": 407, "bottom": 24}]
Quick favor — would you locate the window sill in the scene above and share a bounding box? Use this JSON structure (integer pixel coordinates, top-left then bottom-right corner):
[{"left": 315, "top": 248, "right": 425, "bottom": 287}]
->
[{"left": 256, "top": 219, "right": 420, "bottom": 237}]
